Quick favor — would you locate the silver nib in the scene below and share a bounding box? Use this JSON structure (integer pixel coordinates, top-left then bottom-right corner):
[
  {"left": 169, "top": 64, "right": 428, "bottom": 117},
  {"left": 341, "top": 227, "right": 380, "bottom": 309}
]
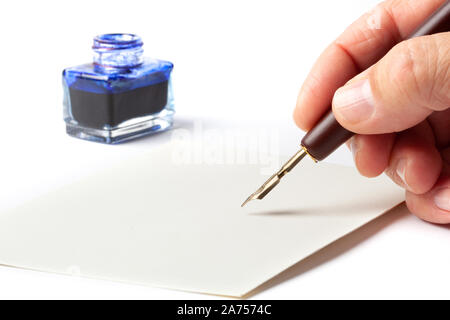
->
[{"left": 241, "top": 148, "right": 308, "bottom": 207}]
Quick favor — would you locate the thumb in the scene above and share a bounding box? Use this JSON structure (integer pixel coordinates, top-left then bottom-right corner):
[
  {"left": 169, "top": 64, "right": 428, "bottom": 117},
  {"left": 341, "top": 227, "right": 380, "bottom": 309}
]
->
[{"left": 332, "top": 33, "right": 450, "bottom": 135}]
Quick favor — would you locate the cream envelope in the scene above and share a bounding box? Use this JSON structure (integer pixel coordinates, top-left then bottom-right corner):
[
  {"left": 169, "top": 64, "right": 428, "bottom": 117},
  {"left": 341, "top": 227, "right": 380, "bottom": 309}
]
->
[{"left": 0, "top": 142, "right": 403, "bottom": 297}]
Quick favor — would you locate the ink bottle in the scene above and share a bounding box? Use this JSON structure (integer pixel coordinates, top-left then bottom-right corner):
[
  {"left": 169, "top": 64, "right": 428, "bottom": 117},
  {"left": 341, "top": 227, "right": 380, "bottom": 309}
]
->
[{"left": 62, "top": 34, "right": 174, "bottom": 144}]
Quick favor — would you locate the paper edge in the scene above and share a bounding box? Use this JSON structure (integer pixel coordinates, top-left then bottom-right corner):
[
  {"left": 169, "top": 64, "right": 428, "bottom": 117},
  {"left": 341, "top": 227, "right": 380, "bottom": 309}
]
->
[
  {"left": 239, "top": 201, "right": 406, "bottom": 298},
  {"left": 0, "top": 202, "right": 405, "bottom": 298}
]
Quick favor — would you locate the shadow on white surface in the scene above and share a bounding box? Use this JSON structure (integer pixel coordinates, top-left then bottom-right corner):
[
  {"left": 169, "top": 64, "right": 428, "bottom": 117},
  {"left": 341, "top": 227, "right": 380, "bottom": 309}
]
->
[{"left": 246, "top": 202, "right": 410, "bottom": 298}]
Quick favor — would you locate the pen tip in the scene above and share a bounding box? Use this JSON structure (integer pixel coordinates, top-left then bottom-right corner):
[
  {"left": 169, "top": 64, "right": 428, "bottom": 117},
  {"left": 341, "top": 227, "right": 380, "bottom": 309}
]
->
[
  {"left": 240, "top": 148, "right": 309, "bottom": 207},
  {"left": 241, "top": 196, "right": 253, "bottom": 207},
  {"left": 241, "top": 174, "right": 281, "bottom": 208}
]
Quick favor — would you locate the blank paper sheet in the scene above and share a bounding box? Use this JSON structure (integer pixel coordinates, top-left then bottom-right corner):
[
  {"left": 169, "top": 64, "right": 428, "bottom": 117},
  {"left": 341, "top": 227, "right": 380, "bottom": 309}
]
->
[{"left": 0, "top": 143, "right": 403, "bottom": 297}]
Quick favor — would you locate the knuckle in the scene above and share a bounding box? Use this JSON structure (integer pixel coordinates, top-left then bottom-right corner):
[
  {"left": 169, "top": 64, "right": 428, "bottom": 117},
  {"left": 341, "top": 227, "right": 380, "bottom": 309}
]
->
[
  {"left": 390, "top": 40, "right": 423, "bottom": 97},
  {"left": 386, "top": 37, "right": 446, "bottom": 110},
  {"left": 431, "top": 34, "right": 450, "bottom": 110}
]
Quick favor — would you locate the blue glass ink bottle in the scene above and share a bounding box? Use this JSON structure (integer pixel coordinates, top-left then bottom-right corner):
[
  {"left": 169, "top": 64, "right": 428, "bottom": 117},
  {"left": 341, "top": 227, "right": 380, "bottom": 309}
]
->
[{"left": 62, "top": 33, "right": 174, "bottom": 144}]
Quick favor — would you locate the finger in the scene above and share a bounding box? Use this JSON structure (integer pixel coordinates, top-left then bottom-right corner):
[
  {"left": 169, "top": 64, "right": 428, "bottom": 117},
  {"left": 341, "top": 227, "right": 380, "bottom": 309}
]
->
[
  {"left": 384, "top": 122, "right": 442, "bottom": 195},
  {"left": 406, "top": 146, "right": 450, "bottom": 224},
  {"left": 427, "top": 109, "right": 450, "bottom": 149},
  {"left": 406, "top": 175, "right": 450, "bottom": 224},
  {"left": 332, "top": 33, "right": 450, "bottom": 134},
  {"left": 348, "top": 133, "right": 396, "bottom": 177},
  {"left": 294, "top": 0, "right": 446, "bottom": 131},
  {"left": 294, "top": 45, "right": 357, "bottom": 131}
]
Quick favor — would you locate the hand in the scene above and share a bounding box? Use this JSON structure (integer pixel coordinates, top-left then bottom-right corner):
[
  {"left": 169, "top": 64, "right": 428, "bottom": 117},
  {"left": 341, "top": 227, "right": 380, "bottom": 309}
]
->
[{"left": 293, "top": 0, "right": 450, "bottom": 224}]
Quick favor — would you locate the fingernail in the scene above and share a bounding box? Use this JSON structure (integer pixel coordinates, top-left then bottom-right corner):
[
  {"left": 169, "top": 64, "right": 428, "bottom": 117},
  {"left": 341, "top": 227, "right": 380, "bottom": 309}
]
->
[
  {"left": 396, "top": 159, "right": 409, "bottom": 189},
  {"left": 333, "top": 79, "right": 375, "bottom": 123},
  {"left": 434, "top": 188, "right": 450, "bottom": 212}
]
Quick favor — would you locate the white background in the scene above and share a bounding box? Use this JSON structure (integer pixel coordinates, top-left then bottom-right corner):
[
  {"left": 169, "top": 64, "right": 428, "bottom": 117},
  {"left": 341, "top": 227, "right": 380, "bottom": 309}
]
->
[{"left": 0, "top": 0, "right": 448, "bottom": 299}]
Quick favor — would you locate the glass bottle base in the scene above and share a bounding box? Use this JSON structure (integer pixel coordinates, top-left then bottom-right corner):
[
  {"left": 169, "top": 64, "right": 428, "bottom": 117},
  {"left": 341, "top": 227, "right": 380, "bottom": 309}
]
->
[{"left": 65, "top": 111, "right": 174, "bottom": 144}]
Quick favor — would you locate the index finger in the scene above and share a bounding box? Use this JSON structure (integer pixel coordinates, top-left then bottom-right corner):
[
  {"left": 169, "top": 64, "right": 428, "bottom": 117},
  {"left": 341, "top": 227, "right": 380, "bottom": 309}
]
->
[{"left": 293, "top": 0, "right": 446, "bottom": 131}]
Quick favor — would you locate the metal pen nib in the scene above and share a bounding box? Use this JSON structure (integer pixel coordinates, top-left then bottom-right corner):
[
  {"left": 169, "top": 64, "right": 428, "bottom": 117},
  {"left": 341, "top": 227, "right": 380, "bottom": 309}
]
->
[{"left": 241, "top": 148, "right": 309, "bottom": 207}]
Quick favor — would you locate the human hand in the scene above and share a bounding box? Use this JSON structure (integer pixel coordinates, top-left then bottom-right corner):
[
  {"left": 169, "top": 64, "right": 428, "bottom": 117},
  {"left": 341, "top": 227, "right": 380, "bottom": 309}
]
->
[{"left": 293, "top": 0, "right": 450, "bottom": 223}]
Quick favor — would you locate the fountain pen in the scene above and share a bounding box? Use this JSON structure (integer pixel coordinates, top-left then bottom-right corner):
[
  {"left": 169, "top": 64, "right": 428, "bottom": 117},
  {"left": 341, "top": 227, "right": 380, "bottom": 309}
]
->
[{"left": 242, "top": 1, "right": 450, "bottom": 207}]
